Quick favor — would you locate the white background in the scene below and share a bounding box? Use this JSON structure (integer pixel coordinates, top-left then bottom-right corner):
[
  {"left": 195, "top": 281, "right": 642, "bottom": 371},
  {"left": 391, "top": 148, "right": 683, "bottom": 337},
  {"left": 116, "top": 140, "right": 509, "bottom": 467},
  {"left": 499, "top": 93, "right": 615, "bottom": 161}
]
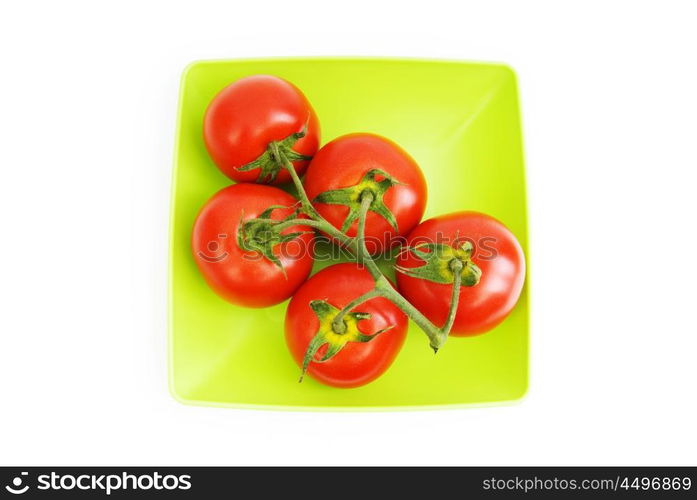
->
[{"left": 1, "top": 1, "right": 695, "bottom": 466}]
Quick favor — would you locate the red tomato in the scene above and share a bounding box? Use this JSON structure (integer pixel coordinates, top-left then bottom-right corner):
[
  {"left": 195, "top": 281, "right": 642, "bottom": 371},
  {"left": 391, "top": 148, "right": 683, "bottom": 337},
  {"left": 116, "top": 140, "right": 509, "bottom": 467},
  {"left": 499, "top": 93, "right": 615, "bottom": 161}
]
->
[
  {"left": 192, "top": 184, "right": 314, "bottom": 307},
  {"left": 285, "top": 263, "right": 407, "bottom": 388},
  {"left": 303, "top": 133, "right": 427, "bottom": 254},
  {"left": 396, "top": 212, "right": 525, "bottom": 336},
  {"left": 203, "top": 75, "right": 320, "bottom": 184}
]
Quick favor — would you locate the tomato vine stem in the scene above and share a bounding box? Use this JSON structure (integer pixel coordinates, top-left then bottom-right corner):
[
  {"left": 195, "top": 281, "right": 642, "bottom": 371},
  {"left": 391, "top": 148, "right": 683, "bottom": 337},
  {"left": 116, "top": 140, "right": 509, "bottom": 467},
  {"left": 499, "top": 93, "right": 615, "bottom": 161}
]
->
[
  {"left": 441, "top": 260, "right": 463, "bottom": 339},
  {"left": 331, "top": 289, "right": 383, "bottom": 334},
  {"left": 276, "top": 149, "right": 463, "bottom": 351},
  {"left": 354, "top": 192, "right": 384, "bottom": 280}
]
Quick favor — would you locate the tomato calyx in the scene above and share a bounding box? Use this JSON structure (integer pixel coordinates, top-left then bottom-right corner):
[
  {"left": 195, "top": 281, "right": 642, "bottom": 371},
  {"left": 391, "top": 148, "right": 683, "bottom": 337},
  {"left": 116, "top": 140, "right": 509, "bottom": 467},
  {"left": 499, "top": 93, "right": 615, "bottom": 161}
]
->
[
  {"left": 312, "top": 169, "right": 402, "bottom": 232},
  {"left": 237, "top": 204, "right": 313, "bottom": 276},
  {"left": 236, "top": 126, "right": 313, "bottom": 183},
  {"left": 395, "top": 241, "right": 482, "bottom": 287},
  {"left": 299, "top": 299, "right": 394, "bottom": 383}
]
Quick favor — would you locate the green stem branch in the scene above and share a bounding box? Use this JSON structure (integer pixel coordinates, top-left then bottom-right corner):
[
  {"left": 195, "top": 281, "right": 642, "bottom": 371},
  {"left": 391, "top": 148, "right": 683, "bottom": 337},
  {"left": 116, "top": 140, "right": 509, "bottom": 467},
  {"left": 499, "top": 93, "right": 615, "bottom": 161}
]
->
[
  {"left": 441, "top": 261, "right": 463, "bottom": 337},
  {"left": 355, "top": 193, "right": 385, "bottom": 280},
  {"left": 276, "top": 147, "right": 363, "bottom": 253},
  {"left": 354, "top": 192, "right": 452, "bottom": 351},
  {"left": 274, "top": 218, "right": 329, "bottom": 234},
  {"left": 274, "top": 144, "right": 319, "bottom": 218},
  {"left": 332, "top": 289, "right": 383, "bottom": 334},
  {"left": 276, "top": 148, "right": 460, "bottom": 351}
]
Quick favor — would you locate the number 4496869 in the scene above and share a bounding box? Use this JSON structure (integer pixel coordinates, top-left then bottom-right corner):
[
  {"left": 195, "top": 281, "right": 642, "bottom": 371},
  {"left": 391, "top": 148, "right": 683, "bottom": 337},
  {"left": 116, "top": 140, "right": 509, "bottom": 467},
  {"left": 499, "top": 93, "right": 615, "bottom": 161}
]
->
[{"left": 620, "top": 476, "right": 691, "bottom": 491}]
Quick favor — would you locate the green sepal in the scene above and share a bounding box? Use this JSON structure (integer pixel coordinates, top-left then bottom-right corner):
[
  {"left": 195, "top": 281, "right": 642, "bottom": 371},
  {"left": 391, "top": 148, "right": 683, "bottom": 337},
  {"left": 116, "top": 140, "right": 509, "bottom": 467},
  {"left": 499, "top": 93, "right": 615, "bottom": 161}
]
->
[
  {"left": 312, "top": 169, "right": 402, "bottom": 233},
  {"left": 299, "top": 299, "right": 393, "bottom": 383},
  {"left": 395, "top": 241, "right": 482, "bottom": 286},
  {"left": 237, "top": 204, "right": 313, "bottom": 277},
  {"left": 235, "top": 126, "right": 312, "bottom": 183}
]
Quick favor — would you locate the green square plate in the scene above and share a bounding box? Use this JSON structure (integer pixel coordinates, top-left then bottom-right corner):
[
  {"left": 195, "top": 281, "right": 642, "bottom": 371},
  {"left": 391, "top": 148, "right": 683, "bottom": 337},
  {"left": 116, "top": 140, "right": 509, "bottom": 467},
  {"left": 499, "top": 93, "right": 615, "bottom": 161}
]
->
[{"left": 169, "top": 58, "right": 528, "bottom": 410}]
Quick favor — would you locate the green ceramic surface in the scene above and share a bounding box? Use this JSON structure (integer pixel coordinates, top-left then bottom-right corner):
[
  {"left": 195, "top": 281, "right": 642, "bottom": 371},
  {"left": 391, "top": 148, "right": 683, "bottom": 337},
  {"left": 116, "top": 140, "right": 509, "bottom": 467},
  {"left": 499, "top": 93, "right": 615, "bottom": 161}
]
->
[{"left": 169, "top": 58, "right": 528, "bottom": 410}]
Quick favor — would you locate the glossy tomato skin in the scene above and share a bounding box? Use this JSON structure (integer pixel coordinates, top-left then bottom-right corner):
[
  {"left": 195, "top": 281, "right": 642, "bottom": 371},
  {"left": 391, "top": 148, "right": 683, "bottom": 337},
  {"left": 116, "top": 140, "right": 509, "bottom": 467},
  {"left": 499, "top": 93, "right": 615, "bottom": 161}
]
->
[
  {"left": 285, "top": 263, "right": 408, "bottom": 388},
  {"left": 303, "top": 133, "right": 427, "bottom": 254},
  {"left": 192, "top": 184, "right": 314, "bottom": 308},
  {"left": 203, "top": 75, "right": 320, "bottom": 184},
  {"left": 396, "top": 212, "right": 525, "bottom": 336}
]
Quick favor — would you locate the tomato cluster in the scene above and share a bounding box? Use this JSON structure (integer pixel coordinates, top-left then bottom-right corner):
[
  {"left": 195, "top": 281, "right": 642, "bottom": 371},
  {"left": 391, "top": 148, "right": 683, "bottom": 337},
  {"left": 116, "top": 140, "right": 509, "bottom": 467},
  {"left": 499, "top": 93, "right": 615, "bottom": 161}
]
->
[{"left": 191, "top": 75, "right": 526, "bottom": 388}]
